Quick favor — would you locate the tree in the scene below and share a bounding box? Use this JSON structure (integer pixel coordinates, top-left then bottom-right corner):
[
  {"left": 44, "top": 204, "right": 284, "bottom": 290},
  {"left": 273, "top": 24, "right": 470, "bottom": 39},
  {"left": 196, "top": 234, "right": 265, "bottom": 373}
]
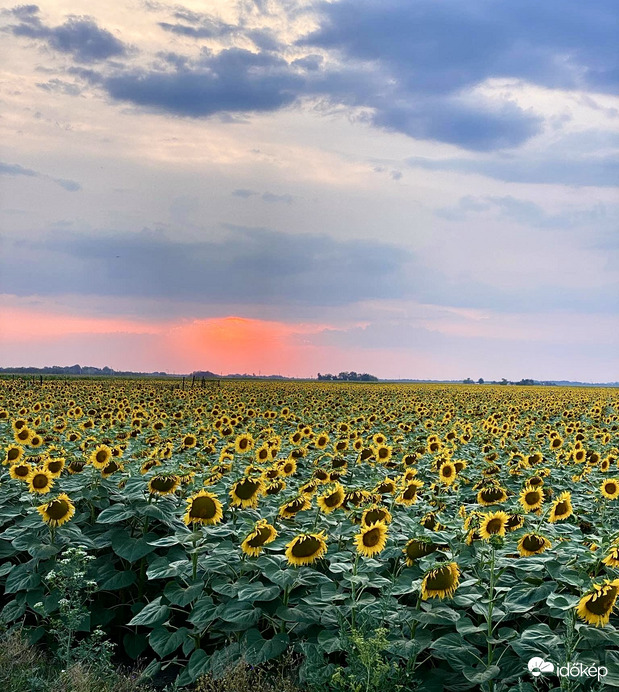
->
[{"left": 478, "top": 378, "right": 484, "bottom": 384}]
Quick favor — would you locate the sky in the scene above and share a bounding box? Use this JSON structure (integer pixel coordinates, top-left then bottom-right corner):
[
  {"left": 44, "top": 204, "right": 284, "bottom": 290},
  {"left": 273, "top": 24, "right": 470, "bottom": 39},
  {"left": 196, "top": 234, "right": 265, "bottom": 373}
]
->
[{"left": 0, "top": 0, "right": 617, "bottom": 381}]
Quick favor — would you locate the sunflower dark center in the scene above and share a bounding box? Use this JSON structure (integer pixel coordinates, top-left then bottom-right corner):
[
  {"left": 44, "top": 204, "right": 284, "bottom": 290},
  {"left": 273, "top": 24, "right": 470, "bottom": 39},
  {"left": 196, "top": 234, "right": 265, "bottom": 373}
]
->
[
  {"left": 522, "top": 535, "right": 545, "bottom": 552},
  {"left": 506, "top": 515, "right": 523, "bottom": 529},
  {"left": 234, "top": 479, "right": 260, "bottom": 499},
  {"left": 96, "top": 450, "right": 108, "bottom": 464},
  {"left": 291, "top": 536, "right": 321, "bottom": 558},
  {"left": 47, "top": 461, "right": 63, "bottom": 473},
  {"left": 605, "top": 482, "right": 618, "bottom": 494},
  {"left": 14, "top": 465, "right": 29, "bottom": 477},
  {"left": 363, "top": 527, "right": 382, "bottom": 547},
  {"left": 442, "top": 466, "right": 453, "bottom": 477},
  {"left": 525, "top": 491, "right": 541, "bottom": 505},
  {"left": 47, "top": 499, "right": 70, "bottom": 520},
  {"left": 585, "top": 587, "right": 618, "bottom": 616},
  {"left": 406, "top": 541, "right": 436, "bottom": 559},
  {"left": 190, "top": 496, "right": 217, "bottom": 519},
  {"left": 247, "top": 526, "right": 272, "bottom": 547},
  {"left": 554, "top": 501, "right": 569, "bottom": 516},
  {"left": 425, "top": 566, "right": 455, "bottom": 591},
  {"left": 403, "top": 485, "right": 418, "bottom": 500},
  {"left": 486, "top": 518, "right": 503, "bottom": 533},
  {"left": 482, "top": 488, "right": 504, "bottom": 502},
  {"left": 151, "top": 476, "right": 177, "bottom": 492},
  {"left": 364, "top": 509, "right": 386, "bottom": 524},
  {"left": 8, "top": 449, "right": 19, "bottom": 461},
  {"left": 32, "top": 473, "right": 50, "bottom": 489},
  {"left": 284, "top": 498, "right": 306, "bottom": 513},
  {"left": 104, "top": 461, "right": 120, "bottom": 473},
  {"left": 324, "top": 491, "right": 342, "bottom": 507}
]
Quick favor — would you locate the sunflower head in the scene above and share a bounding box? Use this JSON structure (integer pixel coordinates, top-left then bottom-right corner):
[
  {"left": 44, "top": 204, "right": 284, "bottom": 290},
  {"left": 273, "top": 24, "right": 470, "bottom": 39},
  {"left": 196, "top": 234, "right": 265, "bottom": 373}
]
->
[
  {"left": 403, "top": 538, "right": 438, "bottom": 566},
  {"left": 354, "top": 521, "right": 388, "bottom": 558},
  {"left": 26, "top": 468, "right": 54, "bottom": 494},
  {"left": 317, "top": 483, "right": 345, "bottom": 514},
  {"left": 285, "top": 532, "right": 328, "bottom": 566},
  {"left": 477, "top": 486, "right": 508, "bottom": 506},
  {"left": 438, "top": 460, "right": 457, "bottom": 486},
  {"left": 3, "top": 445, "right": 24, "bottom": 465},
  {"left": 576, "top": 579, "right": 619, "bottom": 627},
  {"left": 279, "top": 495, "right": 311, "bottom": 518},
  {"left": 421, "top": 562, "right": 460, "bottom": 600},
  {"left": 601, "top": 479, "right": 619, "bottom": 500},
  {"left": 241, "top": 519, "right": 277, "bottom": 557},
  {"left": 229, "top": 477, "right": 264, "bottom": 508},
  {"left": 183, "top": 490, "right": 224, "bottom": 526},
  {"left": 90, "top": 444, "right": 113, "bottom": 469},
  {"left": 361, "top": 505, "right": 392, "bottom": 527},
  {"left": 548, "top": 491, "right": 573, "bottom": 523},
  {"left": 479, "top": 511, "right": 509, "bottom": 540},
  {"left": 148, "top": 474, "right": 181, "bottom": 496},
  {"left": 520, "top": 485, "right": 544, "bottom": 513},
  {"left": 37, "top": 493, "right": 76, "bottom": 528},
  {"left": 517, "top": 533, "right": 552, "bottom": 557}
]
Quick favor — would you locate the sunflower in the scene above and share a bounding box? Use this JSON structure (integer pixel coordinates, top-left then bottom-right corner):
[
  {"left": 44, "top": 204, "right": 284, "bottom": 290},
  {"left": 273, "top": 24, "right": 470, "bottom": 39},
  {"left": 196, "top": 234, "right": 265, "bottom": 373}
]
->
[
  {"left": 314, "top": 433, "right": 330, "bottom": 450},
  {"left": 477, "top": 486, "right": 508, "bottom": 506},
  {"left": 354, "top": 522, "right": 388, "bottom": 558},
  {"left": 148, "top": 474, "right": 181, "bottom": 495},
  {"left": 279, "top": 458, "right": 297, "bottom": 477},
  {"left": 183, "top": 490, "right": 224, "bottom": 526},
  {"left": 479, "top": 511, "right": 509, "bottom": 540},
  {"left": 37, "top": 493, "right": 75, "bottom": 528},
  {"left": 14, "top": 427, "right": 32, "bottom": 444},
  {"left": 373, "top": 444, "right": 392, "bottom": 463},
  {"left": 505, "top": 514, "right": 525, "bottom": 531},
  {"left": 241, "top": 519, "right": 277, "bottom": 557},
  {"left": 9, "top": 461, "right": 32, "bottom": 481},
  {"left": 234, "top": 433, "right": 254, "bottom": 454},
  {"left": 229, "top": 477, "right": 263, "bottom": 508},
  {"left": 403, "top": 538, "right": 438, "bottom": 566},
  {"left": 67, "top": 459, "right": 87, "bottom": 474},
  {"left": 517, "top": 533, "right": 552, "bottom": 557},
  {"left": 265, "top": 479, "right": 286, "bottom": 495},
  {"left": 101, "top": 459, "right": 123, "bottom": 478},
  {"left": 26, "top": 468, "right": 54, "bottom": 494},
  {"left": 602, "top": 543, "right": 619, "bottom": 569},
  {"left": 374, "top": 478, "right": 397, "bottom": 495},
  {"left": 520, "top": 486, "right": 544, "bottom": 512},
  {"left": 421, "top": 562, "right": 460, "bottom": 600},
  {"left": 285, "top": 532, "right": 328, "bottom": 566},
  {"left": 361, "top": 505, "right": 392, "bottom": 527},
  {"left": 3, "top": 445, "right": 23, "bottom": 465},
  {"left": 317, "top": 483, "right": 345, "bottom": 514},
  {"left": 44, "top": 457, "right": 65, "bottom": 477},
  {"left": 90, "top": 444, "right": 113, "bottom": 469},
  {"left": 279, "top": 495, "right": 312, "bottom": 519},
  {"left": 438, "top": 460, "right": 457, "bottom": 486},
  {"left": 548, "top": 492, "right": 573, "bottom": 523},
  {"left": 576, "top": 579, "right": 619, "bottom": 627},
  {"left": 181, "top": 433, "right": 197, "bottom": 449},
  {"left": 601, "top": 479, "right": 619, "bottom": 500},
  {"left": 397, "top": 479, "right": 423, "bottom": 506}
]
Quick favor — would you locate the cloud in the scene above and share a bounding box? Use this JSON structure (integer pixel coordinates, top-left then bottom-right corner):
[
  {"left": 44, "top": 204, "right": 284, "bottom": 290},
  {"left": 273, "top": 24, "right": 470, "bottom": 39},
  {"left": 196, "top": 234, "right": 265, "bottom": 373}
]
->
[
  {"left": 1, "top": 226, "right": 410, "bottom": 306},
  {"left": 7, "top": 6, "right": 126, "bottom": 62},
  {"left": 104, "top": 48, "right": 303, "bottom": 117},
  {"left": 0, "top": 161, "right": 81, "bottom": 191},
  {"left": 261, "top": 192, "right": 294, "bottom": 204},
  {"left": 436, "top": 196, "right": 614, "bottom": 229},
  {"left": 407, "top": 154, "right": 619, "bottom": 187},
  {"left": 232, "top": 189, "right": 258, "bottom": 198}
]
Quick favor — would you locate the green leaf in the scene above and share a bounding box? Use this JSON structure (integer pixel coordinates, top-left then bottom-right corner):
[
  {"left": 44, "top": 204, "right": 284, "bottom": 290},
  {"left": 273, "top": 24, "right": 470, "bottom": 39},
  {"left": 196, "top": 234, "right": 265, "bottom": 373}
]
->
[
  {"left": 111, "top": 529, "right": 157, "bottom": 562},
  {"left": 188, "top": 597, "right": 216, "bottom": 629},
  {"left": 100, "top": 569, "right": 137, "bottom": 591},
  {"left": 217, "top": 601, "right": 261, "bottom": 628},
  {"left": 123, "top": 632, "right": 148, "bottom": 660},
  {"left": 5, "top": 563, "right": 40, "bottom": 594},
  {"left": 0, "top": 561, "right": 13, "bottom": 577},
  {"left": 236, "top": 582, "right": 281, "bottom": 602},
  {"left": 146, "top": 557, "right": 187, "bottom": 580},
  {"left": 243, "top": 629, "right": 289, "bottom": 665},
  {"left": 0, "top": 598, "right": 26, "bottom": 623},
  {"left": 462, "top": 665, "right": 501, "bottom": 684},
  {"left": 186, "top": 649, "right": 210, "bottom": 683},
  {"left": 317, "top": 629, "right": 343, "bottom": 654},
  {"left": 96, "top": 504, "right": 136, "bottom": 524},
  {"left": 149, "top": 626, "right": 190, "bottom": 658},
  {"left": 503, "top": 581, "right": 557, "bottom": 614},
  {"left": 511, "top": 623, "right": 562, "bottom": 659},
  {"left": 164, "top": 581, "right": 203, "bottom": 606},
  {"left": 128, "top": 597, "right": 170, "bottom": 627}
]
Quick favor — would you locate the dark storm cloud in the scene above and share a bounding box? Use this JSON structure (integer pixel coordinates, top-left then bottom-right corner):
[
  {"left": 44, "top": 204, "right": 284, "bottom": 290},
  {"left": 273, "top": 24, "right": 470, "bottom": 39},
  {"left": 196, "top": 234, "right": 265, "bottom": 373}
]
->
[
  {"left": 6, "top": 5, "right": 126, "bottom": 62},
  {"left": 1, "top": 226, "right": 409, "bottom": 306},
  {"left": 104, "top": 48, "right": 303, "bottom": 117},
  {"left": 407, "top": 155, "right": 619, "bottom": 187},
  {"left": 0, "top": 161, "right": 81, "bottom": 191}
]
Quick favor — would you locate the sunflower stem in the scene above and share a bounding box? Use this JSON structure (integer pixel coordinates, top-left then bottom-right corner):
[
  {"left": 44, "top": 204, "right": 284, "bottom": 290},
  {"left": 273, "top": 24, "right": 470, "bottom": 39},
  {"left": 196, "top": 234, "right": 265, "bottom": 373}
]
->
[
  {"left": 351, "top": 553, "right": 359, "bottom": 630},
  {"left": 486, "top": 544, "right": 496, "bottom": 692},
  {"left": 191, "top": 536, "right": 198, "bottom": 581}
]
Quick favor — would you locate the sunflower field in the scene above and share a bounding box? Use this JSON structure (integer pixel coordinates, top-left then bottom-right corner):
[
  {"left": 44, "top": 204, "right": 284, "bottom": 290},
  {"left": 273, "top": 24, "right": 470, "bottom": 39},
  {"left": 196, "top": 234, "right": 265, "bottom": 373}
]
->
[{"left": 1, "top": 378, "right": 618, "bottom": 691}]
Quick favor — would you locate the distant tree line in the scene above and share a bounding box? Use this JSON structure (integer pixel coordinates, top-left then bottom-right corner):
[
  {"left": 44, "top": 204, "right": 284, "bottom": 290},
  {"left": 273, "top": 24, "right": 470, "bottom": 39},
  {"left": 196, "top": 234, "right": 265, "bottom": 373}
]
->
[
  {"left": 317, "top": 372, "right": 378, "bottom": 381},
  {"left": 462, "top": 377, "right": 556, "bottom": 386}
]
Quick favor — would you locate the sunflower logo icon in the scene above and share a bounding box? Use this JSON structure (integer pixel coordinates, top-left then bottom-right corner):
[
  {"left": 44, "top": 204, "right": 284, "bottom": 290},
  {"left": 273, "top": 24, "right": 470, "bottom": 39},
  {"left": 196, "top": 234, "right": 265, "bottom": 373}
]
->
[{"left": 528, "top": 657, "right": 554, "bottom": 677}]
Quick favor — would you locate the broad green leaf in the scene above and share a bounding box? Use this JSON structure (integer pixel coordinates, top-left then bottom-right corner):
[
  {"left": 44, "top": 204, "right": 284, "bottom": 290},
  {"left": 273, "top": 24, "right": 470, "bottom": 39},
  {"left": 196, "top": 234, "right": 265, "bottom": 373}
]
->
[{"left": 128, "top": 597, "right": 170, "bottom": 627}]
